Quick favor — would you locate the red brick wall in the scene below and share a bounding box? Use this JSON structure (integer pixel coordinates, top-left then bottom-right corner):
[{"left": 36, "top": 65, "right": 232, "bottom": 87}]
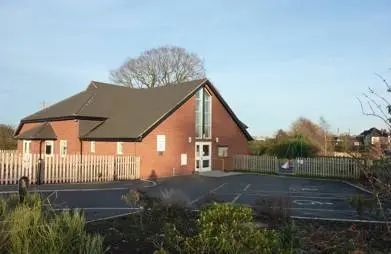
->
[
  {"left": 17, "top": 120, "right": 81, "bottom": 154},
  {"left": 209, "top": 88, "right": 250, "bottom": 171},
  {"left": 132, "top": 84, "right": 250, "bottom": 178},
  {"left": 16, "top": 84, "right": 250, "bottom": 179}
]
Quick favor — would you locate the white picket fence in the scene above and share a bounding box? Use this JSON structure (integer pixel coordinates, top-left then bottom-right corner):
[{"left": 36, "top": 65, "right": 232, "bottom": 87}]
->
[
  {"left": 233, "top": 155, "right": 280, "bottom": 174},
  {"left": 233, "top": 155, "right": 362, "bottom": 179},
  {"left": 0, "top": 152, "right": 140, "bottom": 184}
]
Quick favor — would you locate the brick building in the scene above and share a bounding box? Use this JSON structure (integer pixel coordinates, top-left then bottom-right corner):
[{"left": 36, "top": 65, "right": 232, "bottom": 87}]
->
[{"left": 14, "top": 79, "right": 252, "bottom": 179}]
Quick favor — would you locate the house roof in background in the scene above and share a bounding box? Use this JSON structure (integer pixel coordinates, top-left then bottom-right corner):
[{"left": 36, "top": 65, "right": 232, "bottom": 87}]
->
[
  {"left": 15, "top": 122, "right": 57, "bottom": 140},
  {"left": 16, "top": 79, "right": 253, "bottom": 141},
  {"left": 359, "top": 127, "right": 389, "bottom": 137}
]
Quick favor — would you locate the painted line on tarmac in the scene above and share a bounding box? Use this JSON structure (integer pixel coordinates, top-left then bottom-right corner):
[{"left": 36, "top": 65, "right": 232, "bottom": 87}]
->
[
  {"left": 190, "top": 195, "right": 205, "bottom": 205},
  {"left": 342, "top": 181, "right": 372, "bottom": 194},
  {"left": 210, "top": 183, "right": 227, "bottom": 193},
  {"left": 231, "top": 194, "right": 242, "bottom": 204},
  {"left": 243, "top": 184, "right": 251, "bottom": 191},
  {"left": 86, "top": 211, "right": 140, "bottom": 224},
  {"left": 142, "top": 179, "right": 157, "bottom": 188},
  {"left": 240, "top": 189, "right": 358, "bottom": 196},
  {"left": 54, "top": 207, "right": 140, "bottom": 211},
  {"left": 284, "top": 207, "right": 356, "bottom": 213},
  {"left": 213, "top": 192, "right": 350, "bottom": 200},
  {"left": 290, "top": 216, "right": 388, "bottom": 224},
  {"left": 190, "top": 182, "right": 229, "bottom": 204},
  {"left": 0, "top": 187, "right": 129, "bottom": 194}
]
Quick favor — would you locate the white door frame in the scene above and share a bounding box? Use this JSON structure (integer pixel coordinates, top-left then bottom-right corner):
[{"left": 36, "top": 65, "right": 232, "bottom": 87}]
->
[{"left": 195, "top": 141, "right": 212, "bottom": 172}]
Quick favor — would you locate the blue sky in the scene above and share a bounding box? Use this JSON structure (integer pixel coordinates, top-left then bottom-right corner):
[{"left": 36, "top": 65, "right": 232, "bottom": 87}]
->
[{"left": 1, "top": 0, "right": 390, "bottom": 137}]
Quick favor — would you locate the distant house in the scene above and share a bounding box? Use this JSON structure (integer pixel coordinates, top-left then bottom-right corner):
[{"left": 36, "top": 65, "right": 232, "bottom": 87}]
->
[
  {"left": 358, "top": 127, "right": 390, "bottom": 148},
  {"left": 14, "top": 79, "right": 252, "bottom": 179}
]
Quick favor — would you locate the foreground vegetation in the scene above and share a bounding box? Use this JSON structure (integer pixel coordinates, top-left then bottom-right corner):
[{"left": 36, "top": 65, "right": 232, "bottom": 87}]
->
[
  {"left": 0, "top": 193, "right": 103, "bottom": 254},
  {"left": 86, "top": 189, "right": 391, "bottom": 253},
  {"left": 0, "top": 184, "right": 389, "bottom": 253}
]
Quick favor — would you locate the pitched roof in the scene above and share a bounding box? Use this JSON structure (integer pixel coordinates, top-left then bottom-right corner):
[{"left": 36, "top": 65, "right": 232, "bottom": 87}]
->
[
  {"left": 16, "top": 79, "right": 253, "bottom": 141},
  {"left": 359, "top": 127, "right": 388, "bottom": 137},
  {"left": 15, "top": 122, "right": 57, "bottom": 140}
]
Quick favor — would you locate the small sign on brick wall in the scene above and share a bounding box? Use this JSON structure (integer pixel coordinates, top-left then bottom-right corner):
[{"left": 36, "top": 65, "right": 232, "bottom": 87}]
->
[
  {"left": 157, "top": 135, "right": 166, "bottom": 152},
  {"left": 181, "top": 153, "right": 187, "bottom": 166}
]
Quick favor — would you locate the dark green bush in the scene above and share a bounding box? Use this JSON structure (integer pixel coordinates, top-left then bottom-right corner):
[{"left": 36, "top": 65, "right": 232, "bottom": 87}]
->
[
  {"left": 163, "top": 203, "right": 279, "bottom": 254},
  {"left": 267, "top": 138, "right": 319, "bottom": 159}
]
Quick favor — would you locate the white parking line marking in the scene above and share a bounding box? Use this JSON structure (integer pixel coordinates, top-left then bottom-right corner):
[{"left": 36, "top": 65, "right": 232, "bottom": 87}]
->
[
  {"left": 243, "top": 184, "right": 251, "bottom": 192},
  {"left": 294, "top": 200, "right": 334, "bottom": 206},
  {"left": 210, "top": 183, "right": 227, "bottom": 193},
  {"left": 190, "top": 195, "right": 205, "bottom": 204},
  {"left": 54, "top": 207, "right": 140, "bottom": 211},
  {"left": 290, "top": 216, "right": 388, "bottom": 224},
  {"left": 231, "top": 193, "right": 242, "bottom": 204},
  {"left": 0, "top": 187, "right": 129, "bottom": 194},
  {"left": 301, "top": 188, "right": 318, "bottom": 191},
  {"left": 214, "top": 192, "right": 349, "bottom": 200},
  {"left": 86, "top": 211, "right": 139, "bottom": 224}
]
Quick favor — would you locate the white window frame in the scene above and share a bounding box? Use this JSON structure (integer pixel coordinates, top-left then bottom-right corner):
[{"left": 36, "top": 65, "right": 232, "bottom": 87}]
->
[
  {"left": 218, "top": 146, "right": 228, "bottom": 157},
  {"left": 117, "top": 142, "right": 123, "bottom": 155},
  {"left": 23, "top": 140, "right": 31, "bottom": 154},
  {"left": 60, "top": 140, "right": 68, "bottom": 157},
  {"left": 45, "top": 140, "right": 54, "bottom": 156},
  {"left": 195, "top": 88, "right": 212, "bottom": 139},
  {"left": 157, "top": 135, "right": 166, "bottom": 152},
  {"left": 90, "top": 141, "right": 96, "bottom": 153},
  {"left": 181, "top": 153, "right": 188, "bottom": 166}
]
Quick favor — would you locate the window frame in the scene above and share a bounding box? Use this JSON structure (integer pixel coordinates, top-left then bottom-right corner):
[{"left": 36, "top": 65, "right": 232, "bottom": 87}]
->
[
  {"left": 23, "top": 140, "right": 31, "bottom": 154},
  {"left": 217, "top": 145, "right": 228, "bottom": 158},
  {"left": 90, "top": 141, "right": 96, "bottom": 153},
  {"left": 45, "top": 140, "right": 54, "bottom": 156},
  {"left": 195, "top": 88, "right": 212, "bottom": 139},
  {"left": 59, "top": 140, "right": 68, "bottom": 157},
  {"left": 117, "top": 142, "right": 123, "bottom": 155}
]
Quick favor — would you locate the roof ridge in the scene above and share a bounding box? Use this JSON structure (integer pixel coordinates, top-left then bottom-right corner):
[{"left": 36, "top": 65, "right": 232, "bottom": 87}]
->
[{"left": 90, "top": 78, "right": 208, "bottom": 90}]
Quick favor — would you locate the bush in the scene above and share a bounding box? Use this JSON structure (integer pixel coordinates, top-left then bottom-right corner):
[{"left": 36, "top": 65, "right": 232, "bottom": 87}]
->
[
  {"left": 253, "top": 196, "right": 291, "bottom": 225},
  {"left": 0, "top": 193, "right": 103, "bottom": 254},
  {"left": 267, "top": 138, "right": 319, "bottom": 159},
  {"left": 164, "top": 203, "right": 279, "bottom": 253}
]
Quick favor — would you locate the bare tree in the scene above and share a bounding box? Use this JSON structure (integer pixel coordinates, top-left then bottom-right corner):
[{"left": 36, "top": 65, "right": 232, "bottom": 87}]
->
[
  {"left": 110, "top": 45, "right": 206, "bottom": 88},
  {"left": 358, "top": 72, "right": 391, "bottom": 129},
  {"left": 357, "top": 71, "right": 391, "bottom": 233}
]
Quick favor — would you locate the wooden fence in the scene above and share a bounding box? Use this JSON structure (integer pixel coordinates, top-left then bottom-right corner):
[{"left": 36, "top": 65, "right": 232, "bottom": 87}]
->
[
  {"left": 0, "top": 152, "right": 140, "bottom": 185},
  {"left": 233, "top": 155, "right": 362, "bottom": 179}
]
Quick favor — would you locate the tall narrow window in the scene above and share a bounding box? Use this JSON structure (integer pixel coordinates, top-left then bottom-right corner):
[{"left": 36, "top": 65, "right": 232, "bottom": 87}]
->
[
  {"left": 195, "top": 88, "right": 212, "bottom": 139},
  {"left": 203, "top": 90, "right": 211, "bottom": 138},
  {"left": 117, "top": 142, "right": 123, "bottom": 155},
  {"left": 91, "top": 141, "right": 96, "bottom": 153},
  {"left": 60, "top": 140, "right": 68, "bottom": 157},
  {"left": 45, "top": 141, "right": 54, "bottom": 156},
  {"left": 23, "top": 140, "right": 31, "bottom": 154}
]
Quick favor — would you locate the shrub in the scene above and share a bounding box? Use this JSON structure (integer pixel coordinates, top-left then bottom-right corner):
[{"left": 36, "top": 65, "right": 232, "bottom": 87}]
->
[
  {"left": 267, "top": 138, "right": 319, "bottom": 159},
  {"left": 164, "top": 203, "right": 279, "bottom": 254},
  {"left": 253, "top": 196, "right": 291, "bottom": 225},
  {"left": 0, "top": 193, "right": 103, "bottom": 254}
]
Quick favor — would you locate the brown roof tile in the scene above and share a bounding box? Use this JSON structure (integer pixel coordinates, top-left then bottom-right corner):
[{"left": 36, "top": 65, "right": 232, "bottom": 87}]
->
[
  {"left": 16, "top": 78, "right": 253, "bottom": 141},
  {"left": 15, "top": 122, "right": 57, "bottom": 140}
]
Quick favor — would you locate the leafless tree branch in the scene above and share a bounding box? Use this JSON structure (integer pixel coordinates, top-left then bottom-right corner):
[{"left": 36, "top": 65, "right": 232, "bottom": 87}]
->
[
  {"left": 374, "top": 72, "right": 391, "bottom": 91},
  {"left": 110, "top": 45, "right": 205, "bottom": 88}
]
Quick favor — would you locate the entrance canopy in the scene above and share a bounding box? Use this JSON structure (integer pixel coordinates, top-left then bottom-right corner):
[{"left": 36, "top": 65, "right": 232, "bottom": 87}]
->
[{"left": 15, "top": 122, "right": 57, "bottom": 140}]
